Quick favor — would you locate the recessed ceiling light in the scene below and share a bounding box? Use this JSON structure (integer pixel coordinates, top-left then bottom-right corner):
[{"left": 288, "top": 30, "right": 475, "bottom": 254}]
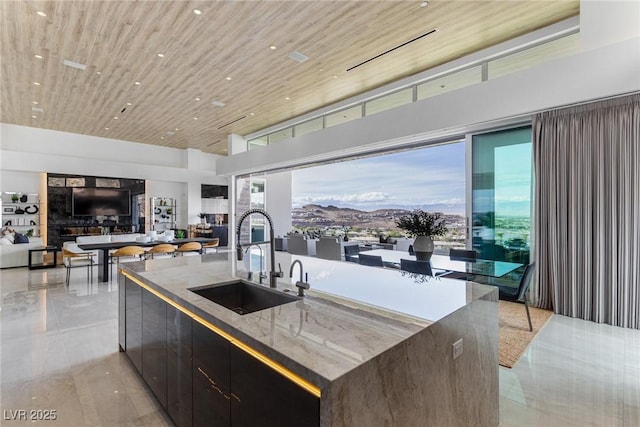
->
[
  {"left": 105, "top": 127, "right": 109, "bottom": 130},
  {"left": 126, "top": 102, "right": 132, "bottom": 106},
  {"left": 34, "top": 54, "right": 43, "bottom": 59},
  {"left": 250, "top": 113, "right": 255, "bottom": 116},
  {"left": 36, "top": 11, "right": 47, "bottom": 17},
  {"left": 269, "top": 45, "right": 277, "bottom": 50},
  {"left": 225, "top": 76, "right": 232, "bottom": 81},
  {"left": 211, "top": 100, "right": 225, "bottom": 107},
  {"left": 193, "top": 117, "right": 198, "bottom": 120},
  {"left": 134, "top": 81, "right": 141, "bottom": 85},
  {"left": 193, "top": 9, "right": 202, "bottom": 15},
  {"left": 33, "top": 82, "right": 40, "bottom": 85},
  {"left": 96, "top": 71, "right": 102, "bottom": 75},
  {"left": 31, "top": 115, "right": 37, "bottom": 118},
  {"left": 195, "top": 97, "right": 201, "bottom": 101},
  {"left": 32, "top": 107, "right": 44, "bottom": 112},
  {"left": 32, "top": 101, "right": 39, "bottom": 105},
  {"left": 420, "top": 1, "right": 428, "bottom": 7},
  {"left": 174, "top": 128, "right": 179, "bottom": 131},
  {"left": 285, "top": 97, "right": 290, "bottom": 100},
  {"left": 318, "top": 68, "right": 323, "bottom": 72},
  {"left": 332, "top": 75, "right": 338, "bottom": 79},
  {"left": 161, "top": 136, "right": 165, "bottom": 139},
  {"left": 157, "top": 53, "right": 165, "bottom": 58},
  {"left": 113, "top": 116, "right": 119, "bottom": 120}
]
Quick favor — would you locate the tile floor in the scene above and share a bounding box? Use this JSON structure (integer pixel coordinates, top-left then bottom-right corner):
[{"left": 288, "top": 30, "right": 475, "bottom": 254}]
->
[{"left": 1, "top": 265, "right": 639, "bottom": 426}]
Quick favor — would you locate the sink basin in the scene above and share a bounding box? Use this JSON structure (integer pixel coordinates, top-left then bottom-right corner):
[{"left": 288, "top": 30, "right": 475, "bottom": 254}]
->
[{"left": 190, "top": 280, "right": 298, "bottom": 315}]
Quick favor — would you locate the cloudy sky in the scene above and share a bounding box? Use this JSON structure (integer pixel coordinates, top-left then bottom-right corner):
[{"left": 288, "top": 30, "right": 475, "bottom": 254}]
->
[{"left": 292, "top": 141, "right": 467, "bottom": 214}]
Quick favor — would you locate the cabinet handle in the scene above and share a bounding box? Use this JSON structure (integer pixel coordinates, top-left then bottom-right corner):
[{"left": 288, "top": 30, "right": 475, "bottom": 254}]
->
[{"left": 196, "top": 367, "right": 229, "bottom": 399}]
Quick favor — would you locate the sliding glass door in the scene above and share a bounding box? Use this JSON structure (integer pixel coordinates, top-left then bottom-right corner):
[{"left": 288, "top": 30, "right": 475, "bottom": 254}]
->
[{"left": 471, "top": 126, "right": 532, "bottom": 270}]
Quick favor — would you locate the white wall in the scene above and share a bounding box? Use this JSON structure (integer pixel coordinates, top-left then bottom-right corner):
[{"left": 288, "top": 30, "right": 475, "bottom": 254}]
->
[
  {"left": 217, "top": 36, "right": 640, "bottom": 176},
  {"left": 0, "top": 124, "right": 228, "bottom": 223},
  {"left": 0, "top": 170, "right": 42, "bottom": 194},
  {"left": 580, "top": 0, "right": 640, "bottom": 50},
  {"left": 265, "top": 171, "right": 292, "bottom": 236},
  {"left": 146, "top": 180, "right": 187, "bottom": 229}
]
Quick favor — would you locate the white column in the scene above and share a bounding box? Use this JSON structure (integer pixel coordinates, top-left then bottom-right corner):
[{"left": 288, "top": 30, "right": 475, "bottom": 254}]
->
[{"left": 228, "top": 134, "right": 247, "bottom": 155}]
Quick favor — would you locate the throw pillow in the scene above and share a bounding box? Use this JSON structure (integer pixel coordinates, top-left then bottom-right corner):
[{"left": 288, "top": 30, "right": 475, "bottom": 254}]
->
[
  {"left": 4, "top": 233, "right": 15, "bottom": 243},
  {"left": 0, "top": 237, "right": 12, "bottom": 246},
  {"left": 13, "top": 233, "right": 29, "bottom": 244}
]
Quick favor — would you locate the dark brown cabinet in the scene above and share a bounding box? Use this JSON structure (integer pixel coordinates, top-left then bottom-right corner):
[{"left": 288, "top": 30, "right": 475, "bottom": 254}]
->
[
  {"left": 142, "top": 288, "right": 167, "bottom": 409},
  {"left": 230, "top": 346, "right": 319, "bottom": 427},
  {"left": 121, "top": 277, "right": 320, "bottom": 427},
  {"left": 192, "top": 321, "right": 230, "bottom": 427},
  {"left": 167, "top": 306, "right": 192, "bottom": 427},
  {"left": 124, "top": 278, "right": 143, "bottom": 374}
]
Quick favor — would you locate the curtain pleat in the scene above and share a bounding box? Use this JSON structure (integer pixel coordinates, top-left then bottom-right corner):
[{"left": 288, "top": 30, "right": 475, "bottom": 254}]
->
[{"left": 533, "top": 92, "right": 640, "bottom": 329}]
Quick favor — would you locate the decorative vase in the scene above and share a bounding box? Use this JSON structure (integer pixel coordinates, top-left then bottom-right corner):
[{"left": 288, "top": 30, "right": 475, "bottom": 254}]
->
[{"left": 413, "top": 235, "right": 434, "bottom": 261}]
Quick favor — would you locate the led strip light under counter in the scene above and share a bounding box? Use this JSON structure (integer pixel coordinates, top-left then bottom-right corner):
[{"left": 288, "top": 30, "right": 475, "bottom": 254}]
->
[{"left": 120, "top": 270, "right": 322, "bottom": 398}]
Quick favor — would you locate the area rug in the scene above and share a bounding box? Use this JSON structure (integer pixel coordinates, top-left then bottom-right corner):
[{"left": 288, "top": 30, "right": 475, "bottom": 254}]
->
[{"left": 499, "top": 300, "right": 553, "bottom": 368}]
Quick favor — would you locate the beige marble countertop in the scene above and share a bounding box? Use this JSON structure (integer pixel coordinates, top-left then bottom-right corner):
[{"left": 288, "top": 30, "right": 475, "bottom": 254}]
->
[{"left": 121, "top": 252, "right": 495, "bottom": 391}]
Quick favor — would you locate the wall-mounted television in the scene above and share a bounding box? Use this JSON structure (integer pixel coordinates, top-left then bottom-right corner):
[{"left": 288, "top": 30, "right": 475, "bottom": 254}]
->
[{"left": 72, "top": 188, "right": 131, "bottom": 216}]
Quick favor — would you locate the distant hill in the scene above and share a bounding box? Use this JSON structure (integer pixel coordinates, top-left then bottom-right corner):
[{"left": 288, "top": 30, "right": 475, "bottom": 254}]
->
[{"left": 292, "top": 204, "right": 463, "bottom": 231}]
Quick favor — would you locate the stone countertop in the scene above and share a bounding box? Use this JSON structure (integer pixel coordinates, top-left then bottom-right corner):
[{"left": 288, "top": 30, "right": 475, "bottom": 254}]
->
[{"left": 120, "top": 252, "right": 495, "bottom": 391}]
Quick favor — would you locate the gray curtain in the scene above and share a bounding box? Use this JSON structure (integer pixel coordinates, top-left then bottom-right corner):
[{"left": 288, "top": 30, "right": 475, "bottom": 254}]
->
[{"left": 533, "top": 93, "right": 640, "bottom": 329}]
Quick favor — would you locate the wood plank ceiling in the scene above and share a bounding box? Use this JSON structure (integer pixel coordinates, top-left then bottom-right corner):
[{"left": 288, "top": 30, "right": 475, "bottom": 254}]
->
[{"left": 1, "top": 0, "right": 578, "bottom": 155}]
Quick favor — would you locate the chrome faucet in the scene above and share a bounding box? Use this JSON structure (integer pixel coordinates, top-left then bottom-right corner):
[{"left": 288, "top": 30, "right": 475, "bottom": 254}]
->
[
  {"left": 244, "top": 243, "right": 267, "bottom": 284},
  {"left": 289, "top": 259, "right": 310, "bottom": 297},
  {"left": 236, "top": 208, "right": 283, "bottom": 288}
]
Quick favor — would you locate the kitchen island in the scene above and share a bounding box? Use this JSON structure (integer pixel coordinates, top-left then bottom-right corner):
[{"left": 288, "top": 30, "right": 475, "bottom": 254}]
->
[{"left": 119, "top": 252, "right": 498, "bottom": 427}]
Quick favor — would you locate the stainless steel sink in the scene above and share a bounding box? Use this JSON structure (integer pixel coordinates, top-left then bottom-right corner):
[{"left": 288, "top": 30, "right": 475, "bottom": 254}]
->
[{"left": 189, "top": 280, "right": 298, "bottom": 315}]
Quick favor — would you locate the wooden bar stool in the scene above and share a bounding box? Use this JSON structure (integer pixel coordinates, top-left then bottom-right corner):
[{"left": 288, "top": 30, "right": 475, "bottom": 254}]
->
[
  {"left": 202, "top": 238, "right": 220, "bottom": 254},
  {"left": 176, "top": 241, "right": 202, "bottom": 256},
  {"left": 110, "top": 246, "right": 146, "bottom": 276},
  {"left": 145, "top": 243, "right": 176, "bottom": 259}
]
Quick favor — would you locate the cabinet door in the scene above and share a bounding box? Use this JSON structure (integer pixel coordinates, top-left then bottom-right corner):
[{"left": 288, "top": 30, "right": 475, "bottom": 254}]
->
[
  {"left": 192, "top": 321, "right": 230, "bottom": 427},
  {"left": 230, "top": 346, "right": 319, "bottom": 427},
  {"left": 124, "top": 278, "right": 143, "bottom": 373},
  {"left": 167, "top": 306, "right": 192, "bottom": 427},
  {"left": 142, "top": 288, "right": 167, "bottom": 409}
]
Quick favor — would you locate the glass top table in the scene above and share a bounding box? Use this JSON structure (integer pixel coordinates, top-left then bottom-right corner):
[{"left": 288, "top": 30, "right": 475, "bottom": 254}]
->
[{"left": 357, "top": 249, "right": 523, "bottom": 278}]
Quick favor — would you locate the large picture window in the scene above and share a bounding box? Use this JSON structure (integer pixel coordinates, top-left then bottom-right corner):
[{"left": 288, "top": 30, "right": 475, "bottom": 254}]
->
[{"left": 291, "top": 141, "right": 466, "bottom": 252}]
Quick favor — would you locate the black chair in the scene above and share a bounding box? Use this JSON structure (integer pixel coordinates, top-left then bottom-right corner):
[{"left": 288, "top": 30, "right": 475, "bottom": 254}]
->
[
  {"left": 497, "top": 263, "right": 535, "bottom": 331},
  {"left": 441, "top": 248, "right": 478, "bottom": 280},
  {"left": 344, "top": 244, "right": 360, "bottom": 262},
  {"left": 400, "top": 259, "right": 433, "bottom": 276},
  {"left": 358, "top": 253, "right": 384, "bottom": 267},
  {"left": 449, "top": 248, "right": 477, "bottom": 261}
]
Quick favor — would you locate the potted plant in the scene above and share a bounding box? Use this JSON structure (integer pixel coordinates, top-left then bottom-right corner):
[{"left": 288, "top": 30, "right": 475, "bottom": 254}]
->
[
  {"left": 396, "top": 209, "right": 447, "bottom": 261},
  {"left": 198, "top": 212, "right": 207, "bottom": 225},
  {"left": 11, "top": 194, "right": 19, "bottom": 203}
]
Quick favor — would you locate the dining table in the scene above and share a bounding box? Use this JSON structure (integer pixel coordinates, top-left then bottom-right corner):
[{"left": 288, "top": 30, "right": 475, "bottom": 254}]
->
[
  {"left": 78, "top": 237, "right": 218, "bottom": 282},
  {"left": 355, "top": 249, "right": 524, "bottom": 278}
]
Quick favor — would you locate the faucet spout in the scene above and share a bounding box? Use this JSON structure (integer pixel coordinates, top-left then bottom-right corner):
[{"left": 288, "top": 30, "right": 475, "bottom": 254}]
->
[
  {"left": 289, "top": 259, "right": 310, "bottom": 297},
  {"left": 236, "top": 208, "right": 282, "bottom": 288}
]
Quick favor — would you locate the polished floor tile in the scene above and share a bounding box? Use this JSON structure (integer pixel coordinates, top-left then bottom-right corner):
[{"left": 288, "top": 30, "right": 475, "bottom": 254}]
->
[
  {"left": 1, "top": 266, "right": 171, "bottom": 427},
  {"left": 1, "top": 265, "right": 639, "bottom": 426},
  {"left": 500, "top": 314, "right": 640, "bottom": 426}
]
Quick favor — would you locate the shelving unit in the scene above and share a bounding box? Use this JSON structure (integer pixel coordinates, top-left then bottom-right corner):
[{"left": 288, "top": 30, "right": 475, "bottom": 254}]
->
[
  {"left": 1, "top": 192, "right": 41, "bottom": 237},
  {"left": 150, "top": 197, "right": 176, "bottom": 231}
]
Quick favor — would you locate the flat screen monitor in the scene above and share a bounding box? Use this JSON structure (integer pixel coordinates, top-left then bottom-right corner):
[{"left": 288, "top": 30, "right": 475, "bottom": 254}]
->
[{"left": 72, "top": 188, "right": 131, "bottom": 216}]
